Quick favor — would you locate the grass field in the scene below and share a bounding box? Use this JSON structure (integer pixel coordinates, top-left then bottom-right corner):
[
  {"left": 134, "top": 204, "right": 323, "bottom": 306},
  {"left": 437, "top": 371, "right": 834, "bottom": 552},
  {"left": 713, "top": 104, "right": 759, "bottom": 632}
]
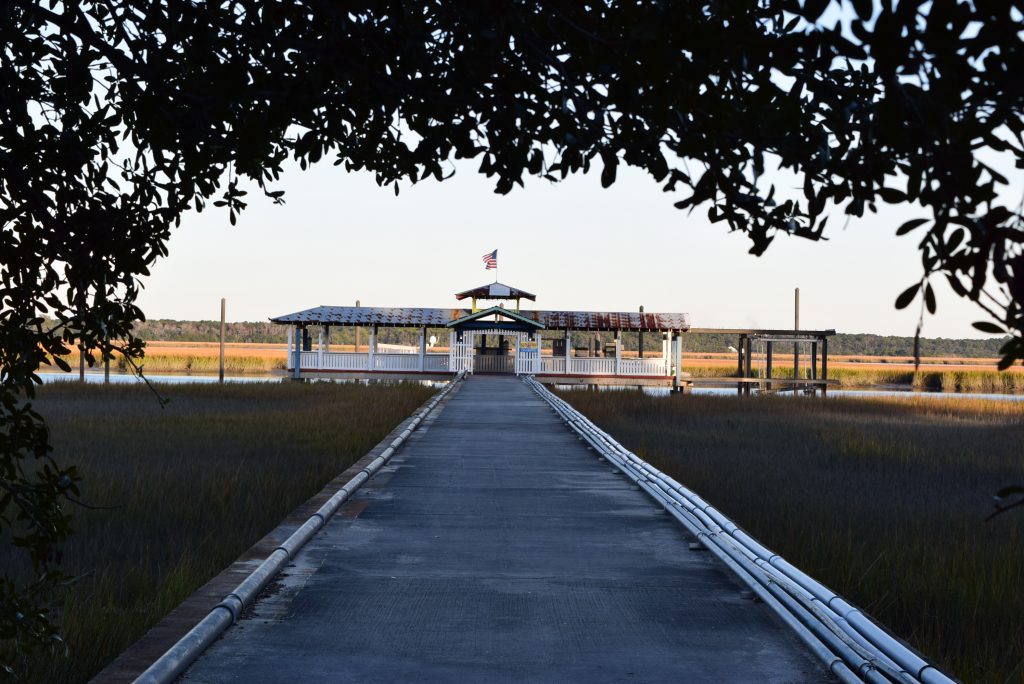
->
[
  {"left": 556, "top": 388, "right": 1024, "bottom": 683},
  {"left": 2, "top": 381, "right": 437, "bottom": 683}
]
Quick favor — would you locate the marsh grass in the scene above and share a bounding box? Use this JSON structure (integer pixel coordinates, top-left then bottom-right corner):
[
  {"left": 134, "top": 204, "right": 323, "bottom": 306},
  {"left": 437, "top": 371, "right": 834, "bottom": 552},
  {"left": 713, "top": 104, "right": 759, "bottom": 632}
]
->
[
  {"left": 683, "top": 363, "right": 1024, "bottom": 393},
  {"left": 2, "top": 381, "right": 436, "bottom": 683},
  {"left": 556, "top": 389, "right": 1024, "bottom": 683},
  {"left": 55, "top": 350, "right": 286, "bottom": 374}
]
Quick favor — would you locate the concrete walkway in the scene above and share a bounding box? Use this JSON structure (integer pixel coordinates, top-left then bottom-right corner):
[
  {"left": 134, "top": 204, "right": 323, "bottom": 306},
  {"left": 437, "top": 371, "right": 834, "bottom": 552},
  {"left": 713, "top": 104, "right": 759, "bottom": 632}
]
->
[{"left": 183, "top": 376, "right": 829, "bottom": 683}]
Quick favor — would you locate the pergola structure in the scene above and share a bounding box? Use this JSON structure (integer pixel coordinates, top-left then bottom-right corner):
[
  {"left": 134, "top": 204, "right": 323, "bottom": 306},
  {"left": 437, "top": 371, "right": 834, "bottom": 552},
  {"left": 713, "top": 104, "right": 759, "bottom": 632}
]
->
[{"left": 271, "top": 282, "right": 692, "bottom": 388}]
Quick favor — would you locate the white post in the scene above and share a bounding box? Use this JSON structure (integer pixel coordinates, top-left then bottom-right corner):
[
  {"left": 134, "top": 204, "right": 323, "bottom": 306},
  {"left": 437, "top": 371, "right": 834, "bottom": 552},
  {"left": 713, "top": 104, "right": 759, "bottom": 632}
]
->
[
  {"left": 614, "top": 330, "right": 621, "bottom": 376},
  {"left": 565, "top": 330, "right": 572, "bottom": 374},
  {"left": 317, "top": 328, "right": 323, "bottom": 369},
  {"left": 514, "top": 334, "right": 521, "bottom": 375},
  {"left": 418, "top": 327, "right": 426, "bottom": 371},
  {"left": 293, "top": 324, "right": 301, "bottom": 380},
  {"left": 368, "top": 325, "right": 377, "bottom": 371},
  {"left": 663, "top": 333, "right": 669, "bottom": 376},
  {"left": 287, "top": 326, "right": 294, "bottom": 370},
  {"left": 674, "top": 331, "right": 683, "bottom": 389}
]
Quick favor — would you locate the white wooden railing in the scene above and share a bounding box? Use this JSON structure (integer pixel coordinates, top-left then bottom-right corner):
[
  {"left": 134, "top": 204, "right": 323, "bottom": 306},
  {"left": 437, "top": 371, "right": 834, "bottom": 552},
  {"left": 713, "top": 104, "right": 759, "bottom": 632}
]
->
[
  {"left": 289, "top": 351, "right": 450, "bottom": 373},
  {"left": 287, "top": 349, "right": 668, "bottom": 378},
  {"left": 619, "top": 357, "right": 670, "bottom": 376},
  {"left": 537, "top": 355, "right": 667, "bottom": 377}
]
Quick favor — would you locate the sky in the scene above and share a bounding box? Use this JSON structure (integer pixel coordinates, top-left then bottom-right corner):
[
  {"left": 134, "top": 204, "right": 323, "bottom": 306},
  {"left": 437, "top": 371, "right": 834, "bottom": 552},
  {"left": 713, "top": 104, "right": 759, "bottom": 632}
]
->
[{"left": 136, "top": 158, "right": 1004, "bottom": 339}]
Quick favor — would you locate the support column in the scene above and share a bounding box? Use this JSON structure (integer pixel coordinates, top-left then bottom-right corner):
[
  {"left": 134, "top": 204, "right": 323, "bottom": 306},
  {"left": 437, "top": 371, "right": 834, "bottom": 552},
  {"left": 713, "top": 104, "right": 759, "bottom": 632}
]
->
[
  {"left": 103, "top": 329, "right": 110, "bottom": 384},
  {"left": 287, "top": 326, "right": 294, "bottom": 370},
  {"left": 663, "top": 333, "right": 670, "bottom": 376},
  {"left": 794, "top": 287, "right": 800, "bottom": 379},
  {"left": 514, "top": 334, "right": 521, "bottom": 375},
  {"left": 449, "top": 331, "right": 456, "bottom": 372},
  {"left": 737, "top": 335, "right": 745, "bottom": 377},
  {"left": 368, "top": 325, "right": 377, "bottom": 371},
  {"left": 293, "top": 324, "right": 301, "bottom": 380},
  {"left": 766, "top": 341, "right": 773, "bottom": 380},
  {"left": 811, "top": 341, "right": 818, "bottom": 380},
  {"left": 744, "top": 335, "right": 752, "bottom": 395},
  {"left": 673, "top": 331, "right": 683, "bottom": 391},
  {"left": 614, "top": 329, "right": 622, "bottom": 376},
  {"left": 821, "top": 337, "right": 828, "bottom": 382},
  {"left": 419, "top": 327, "right": 426, "bottom": 372},
  {"left": 219, "top": 298, "right": 226, "bottom": 384},
  {"left": 317, "top": 327, "right": 324, "bottom": 369},
  {"left": 565, "top": 329, "right": 572, "bottom": 374},
  {"left": 325, "top": 325, "right": 331, "bottom": 353}
]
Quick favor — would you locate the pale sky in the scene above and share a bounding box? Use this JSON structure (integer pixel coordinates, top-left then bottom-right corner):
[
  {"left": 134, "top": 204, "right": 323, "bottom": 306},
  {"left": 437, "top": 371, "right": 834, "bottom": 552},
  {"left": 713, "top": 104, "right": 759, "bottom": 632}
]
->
[{"left": 136, "top": 158, "right": 1008, "bottom": 339}]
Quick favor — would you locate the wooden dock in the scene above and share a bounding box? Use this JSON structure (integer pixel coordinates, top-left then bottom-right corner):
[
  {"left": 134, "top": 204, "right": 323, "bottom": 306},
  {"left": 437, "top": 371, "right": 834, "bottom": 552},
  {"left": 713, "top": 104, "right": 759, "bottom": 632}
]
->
[{"left": 179, "top": 376, "right": 830, "bottom": 682}]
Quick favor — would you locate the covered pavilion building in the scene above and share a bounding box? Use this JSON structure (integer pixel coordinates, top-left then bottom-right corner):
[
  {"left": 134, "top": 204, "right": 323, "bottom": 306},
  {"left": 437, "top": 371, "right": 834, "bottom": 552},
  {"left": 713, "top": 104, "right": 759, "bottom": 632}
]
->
[{"left": 271, "top": 281, "right": 691, "bottom": 387}]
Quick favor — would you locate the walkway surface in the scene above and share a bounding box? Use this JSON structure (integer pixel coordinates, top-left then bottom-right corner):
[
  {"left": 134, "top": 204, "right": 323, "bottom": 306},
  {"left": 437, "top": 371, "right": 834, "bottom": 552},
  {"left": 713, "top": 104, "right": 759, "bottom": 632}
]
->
[{"left": 183, "top": 376, "right": 830, "bottom": 683}]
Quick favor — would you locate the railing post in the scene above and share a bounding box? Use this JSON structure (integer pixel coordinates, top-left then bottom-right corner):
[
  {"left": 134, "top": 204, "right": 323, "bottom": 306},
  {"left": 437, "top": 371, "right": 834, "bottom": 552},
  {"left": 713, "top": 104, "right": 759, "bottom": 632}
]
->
[
  {"left": 317, "top": 328, "right": 323, "bottom": 369},
  {"left": 293, "top": 324, "right": 301, "bottom": 380},
  {"left": 418, "top": 327, "right": 426, "bottom": 372}
]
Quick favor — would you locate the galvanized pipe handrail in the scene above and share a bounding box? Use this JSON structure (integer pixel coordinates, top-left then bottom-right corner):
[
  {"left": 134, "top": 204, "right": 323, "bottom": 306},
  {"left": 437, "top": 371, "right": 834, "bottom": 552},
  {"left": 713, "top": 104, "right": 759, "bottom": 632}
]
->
[
  {"left": 528, "top": 380, "right": 876, "bottom": 683},
  {"left": 523, "top": 376, "right": 956, "bottom": 684},
  {"left": 133, "top": 372, "right": 466, "bottom": 684},
  {"left": 532, "top": 383, "right": 905, "bottom": 683}
]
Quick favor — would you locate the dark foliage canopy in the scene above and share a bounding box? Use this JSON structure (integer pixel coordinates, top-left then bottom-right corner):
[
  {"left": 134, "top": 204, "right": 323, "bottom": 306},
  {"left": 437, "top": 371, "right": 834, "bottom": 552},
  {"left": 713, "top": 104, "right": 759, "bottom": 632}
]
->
[{"left": 1, "top": 0, "right": 1022, "bottom": 669}]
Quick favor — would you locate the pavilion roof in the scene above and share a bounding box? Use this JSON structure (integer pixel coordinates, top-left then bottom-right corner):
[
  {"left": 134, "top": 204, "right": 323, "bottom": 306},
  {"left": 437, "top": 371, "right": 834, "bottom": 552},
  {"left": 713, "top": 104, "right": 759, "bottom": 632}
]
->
[
  {"left": 271, "top": 306, "right": 690, "bottom": 332},
  {"left": 454, "top": 282, "right": 537, "bottom": 301}
]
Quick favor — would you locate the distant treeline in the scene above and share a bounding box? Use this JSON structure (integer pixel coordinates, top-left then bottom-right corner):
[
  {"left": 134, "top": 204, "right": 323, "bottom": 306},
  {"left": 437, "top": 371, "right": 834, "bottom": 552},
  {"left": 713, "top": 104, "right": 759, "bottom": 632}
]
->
[{"left": 128, "top": 319, "right": 1008, "bottom": 358}]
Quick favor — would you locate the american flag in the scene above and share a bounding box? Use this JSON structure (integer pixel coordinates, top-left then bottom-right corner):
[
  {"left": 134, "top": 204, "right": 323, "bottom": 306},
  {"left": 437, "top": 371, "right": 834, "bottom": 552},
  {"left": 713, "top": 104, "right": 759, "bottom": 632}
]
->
[{"left": 482, "top": 249, "right": 497, "bottom": 270}]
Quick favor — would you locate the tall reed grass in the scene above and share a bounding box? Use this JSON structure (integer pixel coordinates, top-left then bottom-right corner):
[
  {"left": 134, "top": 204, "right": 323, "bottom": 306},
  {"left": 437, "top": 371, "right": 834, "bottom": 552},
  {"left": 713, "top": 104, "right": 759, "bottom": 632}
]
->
[
  {"left": 556, "top": 389, "right": 1024, "bottom": 683},
  {"left": 1, "top": 381, "right": 436, "bottom": 683},
  {"left": 57, "top": 351, "right": 286, "bottom": 374}
]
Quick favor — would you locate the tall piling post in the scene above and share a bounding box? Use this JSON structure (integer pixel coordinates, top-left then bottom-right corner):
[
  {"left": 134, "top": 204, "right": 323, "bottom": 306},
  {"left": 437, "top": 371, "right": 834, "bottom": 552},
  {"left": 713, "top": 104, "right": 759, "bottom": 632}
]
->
[
  {"left": 219, "top": 298, "right": 226, "bottom": 384},
  {"left": 638, "top": 305, "right": 644, "bottom": 359},
  {"left": 354, "top": 299, "right": 361, "bottom": 352},
  {"left": 793, "top": 287, "right": 800, "bottom": 382}
]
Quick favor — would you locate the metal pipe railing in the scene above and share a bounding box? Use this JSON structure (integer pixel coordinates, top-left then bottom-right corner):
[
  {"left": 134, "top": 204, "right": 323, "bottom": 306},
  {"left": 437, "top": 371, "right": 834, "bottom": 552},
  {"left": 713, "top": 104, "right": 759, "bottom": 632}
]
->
[
  {"left": 133, "top": 372, "right": 467, "bottom": 684},
  {"left": 523, "top": 376, "right": 956, "bottom": 684}
]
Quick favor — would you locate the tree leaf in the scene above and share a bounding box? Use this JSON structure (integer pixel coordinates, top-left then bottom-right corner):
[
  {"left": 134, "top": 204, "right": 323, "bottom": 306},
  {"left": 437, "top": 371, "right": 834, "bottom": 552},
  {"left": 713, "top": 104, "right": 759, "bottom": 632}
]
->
[
  {"left": 896, "top": 218, "right": 928, "bottom": 236},
  {"left": 924, "top": 283, "right": 935, "bottom": 314},
  {"left": 973, "top": 321, "right": 1005, "bottom": 334},
  {"left": 894, "top": 283, "right": 920, "bottom": 309},
  {"left": 600, "top": 151, "right": 617, "bottom": 188}
]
